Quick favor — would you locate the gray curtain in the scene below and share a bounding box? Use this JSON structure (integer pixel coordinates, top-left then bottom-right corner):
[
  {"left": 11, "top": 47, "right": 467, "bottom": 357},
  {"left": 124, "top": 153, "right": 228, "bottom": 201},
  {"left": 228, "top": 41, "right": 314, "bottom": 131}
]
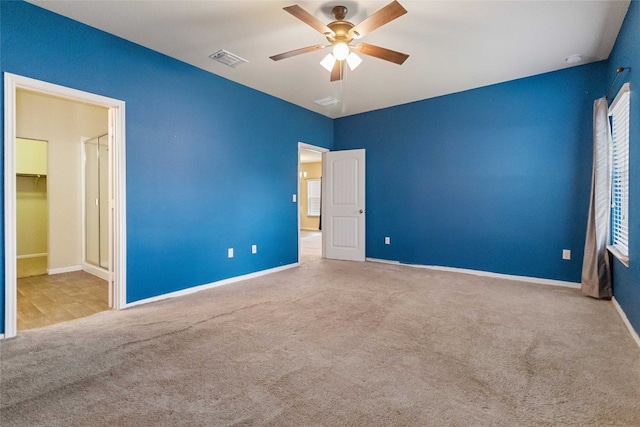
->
[{"left": 581, "top": 97, "right": 612, "bottom": 298}]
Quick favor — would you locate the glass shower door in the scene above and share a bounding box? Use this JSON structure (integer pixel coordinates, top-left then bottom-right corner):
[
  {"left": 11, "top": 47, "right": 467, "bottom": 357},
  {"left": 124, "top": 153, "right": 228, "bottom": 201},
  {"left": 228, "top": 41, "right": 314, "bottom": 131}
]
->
[{"left": 85, "top": 134, "right": 109, "bottom": 270}]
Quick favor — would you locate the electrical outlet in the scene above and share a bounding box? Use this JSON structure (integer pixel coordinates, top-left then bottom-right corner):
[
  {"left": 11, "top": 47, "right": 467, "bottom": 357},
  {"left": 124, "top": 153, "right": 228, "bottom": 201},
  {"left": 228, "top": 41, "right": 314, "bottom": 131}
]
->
[
  {"left": 385, "top": 237, "right": 390, "bottom": 245},
  {"left": 292, "top": 194, "right": 297, "bottom": 202},
  {"left": 252, "top": 245, "right": 257, "bottom": 254},
  {"left": 562, "top": 249, "right": 571, "bottom": 260},
  {"left": 228, "top": 248, "right": 234, "bottom": 258}
]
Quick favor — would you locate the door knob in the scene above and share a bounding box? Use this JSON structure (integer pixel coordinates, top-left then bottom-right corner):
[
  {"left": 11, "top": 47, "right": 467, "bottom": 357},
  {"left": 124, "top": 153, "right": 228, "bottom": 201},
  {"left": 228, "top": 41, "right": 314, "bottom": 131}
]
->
[{"left": 359, "top": 209, "right": 364, "bottom": 214}]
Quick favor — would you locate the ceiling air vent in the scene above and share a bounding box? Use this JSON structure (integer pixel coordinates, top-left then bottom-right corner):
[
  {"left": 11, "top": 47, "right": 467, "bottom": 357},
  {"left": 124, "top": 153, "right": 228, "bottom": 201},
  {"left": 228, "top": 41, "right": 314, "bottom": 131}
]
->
[
  {"left": 209, "top": 49, "right": 249, "bottom": 68},
  {"left": 314, "top": 96, "right": 340, "bottom": 107}
]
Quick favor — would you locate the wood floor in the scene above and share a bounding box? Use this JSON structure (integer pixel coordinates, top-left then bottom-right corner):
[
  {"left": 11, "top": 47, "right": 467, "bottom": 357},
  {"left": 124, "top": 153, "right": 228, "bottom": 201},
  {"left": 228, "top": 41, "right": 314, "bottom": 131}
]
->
[{"left": 17, "top": 270, "right": 109, "bottom": 331}]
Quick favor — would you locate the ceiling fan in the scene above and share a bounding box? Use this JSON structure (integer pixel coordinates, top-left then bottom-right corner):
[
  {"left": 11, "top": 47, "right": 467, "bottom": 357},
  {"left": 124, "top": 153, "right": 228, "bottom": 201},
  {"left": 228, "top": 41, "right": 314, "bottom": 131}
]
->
[{"left": 270, "top": 1, "right": 409, "bottom": 81}]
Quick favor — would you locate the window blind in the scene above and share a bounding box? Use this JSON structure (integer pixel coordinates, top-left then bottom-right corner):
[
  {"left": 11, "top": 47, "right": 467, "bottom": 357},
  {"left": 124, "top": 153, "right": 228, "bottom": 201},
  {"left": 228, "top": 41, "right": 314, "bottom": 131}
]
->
[
  {"left": 307, "top": 179, "right": 321, "bottom": 217},
  {"left": 609, "top": 83, "right": 630, "bottom": 257}
]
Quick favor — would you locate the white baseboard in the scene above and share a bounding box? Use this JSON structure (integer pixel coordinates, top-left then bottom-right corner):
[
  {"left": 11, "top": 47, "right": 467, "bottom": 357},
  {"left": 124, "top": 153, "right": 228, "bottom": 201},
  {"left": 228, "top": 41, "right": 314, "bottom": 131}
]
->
[
  {"left": 612, "top": 297, "right": 640, "bottom": 350},
  {"left": 365, "top": 258, "right": 580, "bottom": 289},
  {"left": 125, "top": 263, "right": 299, "bottom": 309},
  {"left": 48, "top": 265, "right": 82, "bottom": 275},
  {"left": 366, "top": 257, "right": 400, "bottom": 265},
  {"left": 83, "top": 263, "right": 110, "bottom": 281}
]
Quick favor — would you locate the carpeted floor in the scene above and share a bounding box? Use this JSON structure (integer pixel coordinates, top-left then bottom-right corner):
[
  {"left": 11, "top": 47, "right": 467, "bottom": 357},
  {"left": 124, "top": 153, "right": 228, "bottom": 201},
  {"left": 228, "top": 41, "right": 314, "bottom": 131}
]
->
[{"left": 1, "top": 255, "right": 639, "bottom": 426}]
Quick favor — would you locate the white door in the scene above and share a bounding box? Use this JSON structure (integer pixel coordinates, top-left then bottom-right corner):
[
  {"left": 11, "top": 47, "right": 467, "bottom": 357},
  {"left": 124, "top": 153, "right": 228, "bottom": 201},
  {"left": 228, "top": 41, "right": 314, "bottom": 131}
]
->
[{"left": 322, "top": 149, "right": 365, "bottom": 261}]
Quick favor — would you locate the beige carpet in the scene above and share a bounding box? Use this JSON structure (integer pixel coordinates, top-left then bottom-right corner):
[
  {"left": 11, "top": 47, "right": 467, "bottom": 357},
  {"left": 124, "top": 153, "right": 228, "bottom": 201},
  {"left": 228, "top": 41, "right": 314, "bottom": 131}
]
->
[{"left": 1, "top": 256, "right": 639, "bottom": 426}]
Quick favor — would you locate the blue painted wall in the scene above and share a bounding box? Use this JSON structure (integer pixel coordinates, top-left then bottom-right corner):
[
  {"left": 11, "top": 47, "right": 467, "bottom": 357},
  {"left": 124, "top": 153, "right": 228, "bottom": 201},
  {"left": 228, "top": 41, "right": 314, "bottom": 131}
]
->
[
  {"left": 606, "top": 0, "right": 640, "bottom": 334},
  {"left": 0, "top": 1, "right": 333, "bottom": 331},
  {"left": 334, "top": 63, "right": 607, "bottom": 283}
]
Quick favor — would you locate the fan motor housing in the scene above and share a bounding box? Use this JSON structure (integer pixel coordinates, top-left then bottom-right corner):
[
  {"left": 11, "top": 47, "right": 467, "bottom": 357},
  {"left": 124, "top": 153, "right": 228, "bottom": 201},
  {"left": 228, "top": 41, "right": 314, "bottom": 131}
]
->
[{"left": 326, "top": 20, "right": 355, "bottom": 44}]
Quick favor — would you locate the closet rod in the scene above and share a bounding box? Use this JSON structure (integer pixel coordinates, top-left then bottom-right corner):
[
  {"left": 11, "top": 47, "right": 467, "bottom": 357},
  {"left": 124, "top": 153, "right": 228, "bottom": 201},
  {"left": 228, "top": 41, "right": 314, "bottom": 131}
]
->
[{"left": 17, "top": 173, "right": 46, "bottom": 178}]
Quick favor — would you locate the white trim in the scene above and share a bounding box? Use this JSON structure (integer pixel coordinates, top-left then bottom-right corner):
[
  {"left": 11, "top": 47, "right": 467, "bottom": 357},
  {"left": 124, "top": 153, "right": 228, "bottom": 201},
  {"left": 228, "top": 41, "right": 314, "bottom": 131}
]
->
[
  {"left": 82, "top": 263, "right": 110, "bottom": 281},
  {"left": 110, "top": 106, "right": 127, "bottom": 310},
  {"left": 366, "top": 258, "right": 580, "bottom": 289},
  {"left": 4, "top": 72, "right": 127, "bottom": 339},
  {"left": 125, "top": 263, "right": 299, "bottom": 309},
  {"left": 366, "top": 257, "right": 400, "bottom": 265},
  {"left": 48, "top": 265, "right": 82, "bottom": 275},
  {"left": 612, "top": 297, "right": 640, "bottom": 350},
  {"left": 4, "top": 74, "right": 18, "bottom": 338},
  {"left": 17, "top": 253, "right": 47, "bottom": 260}
]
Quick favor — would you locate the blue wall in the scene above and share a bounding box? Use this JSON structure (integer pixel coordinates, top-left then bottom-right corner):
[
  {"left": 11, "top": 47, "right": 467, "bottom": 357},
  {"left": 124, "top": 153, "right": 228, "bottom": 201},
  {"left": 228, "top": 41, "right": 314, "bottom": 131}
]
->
[
  {"left": 0, "top": 1, "right": 333, "bottom": 331},
  {"left": 334, "top": 63, "right": 607, "bottom": 283},
  {"left": 606, "top": 0, "right": 640, "bottom": 333}
]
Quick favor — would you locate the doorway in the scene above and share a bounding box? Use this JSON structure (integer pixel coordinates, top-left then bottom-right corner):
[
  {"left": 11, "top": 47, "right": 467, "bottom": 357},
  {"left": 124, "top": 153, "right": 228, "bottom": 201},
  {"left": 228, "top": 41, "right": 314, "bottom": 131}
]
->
[
  {"left": 16, "top": 138, "right": 48, "bottom": 278},
  {"left": 298, "top": 143, "right": 328, "bottom": 261},
  {"left": 4, "top": 73, "right": 127, "bottom": 339}
]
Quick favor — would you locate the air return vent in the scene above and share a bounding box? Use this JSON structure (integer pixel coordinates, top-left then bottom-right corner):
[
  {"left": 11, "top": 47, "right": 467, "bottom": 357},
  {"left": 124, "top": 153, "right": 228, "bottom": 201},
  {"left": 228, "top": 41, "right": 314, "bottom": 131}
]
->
[
  {"left": 314, "top": 96, "right": 340, "bottom": 107},
  {"left": 209, "top": 49, "right": 249, "bottom": 68}
]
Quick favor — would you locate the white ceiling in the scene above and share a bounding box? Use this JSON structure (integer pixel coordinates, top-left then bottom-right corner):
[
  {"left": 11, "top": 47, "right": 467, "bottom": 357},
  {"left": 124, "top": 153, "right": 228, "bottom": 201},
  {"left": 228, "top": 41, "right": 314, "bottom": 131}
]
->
[{"left": 28, "top": 0, "right": 630, "bottom": 119}]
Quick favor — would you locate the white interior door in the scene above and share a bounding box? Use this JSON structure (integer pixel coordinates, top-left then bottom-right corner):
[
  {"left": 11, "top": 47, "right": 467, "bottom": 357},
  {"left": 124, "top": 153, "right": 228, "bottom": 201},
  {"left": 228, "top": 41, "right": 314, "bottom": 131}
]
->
[{"left": 322, "top": 149, "right": 365, "bottom": 261}]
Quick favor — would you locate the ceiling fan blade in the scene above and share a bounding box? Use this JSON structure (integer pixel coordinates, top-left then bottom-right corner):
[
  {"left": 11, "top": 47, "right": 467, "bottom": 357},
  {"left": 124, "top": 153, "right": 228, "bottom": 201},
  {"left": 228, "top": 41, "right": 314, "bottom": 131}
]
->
[
  {"left": 349, "top": 0, "right": 407, "bottom": 39},
  {"left": 330, "top": 60, "right": 343, "bottom": 82},
  {"left": 353, "top": 43, "right": 409, "bottom": 65},
  {"left": 284, "top": 5, "right": 335, "bottom": 37},
  {"left": 270, "top": 44, "right": 326, "bottom": 61}
]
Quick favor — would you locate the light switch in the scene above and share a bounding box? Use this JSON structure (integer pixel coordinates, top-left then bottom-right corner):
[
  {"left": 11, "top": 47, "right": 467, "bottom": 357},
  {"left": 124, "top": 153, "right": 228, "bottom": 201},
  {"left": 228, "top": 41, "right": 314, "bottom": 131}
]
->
[{"left": 293, "top": 194, "right": 297, "bottom": 202}]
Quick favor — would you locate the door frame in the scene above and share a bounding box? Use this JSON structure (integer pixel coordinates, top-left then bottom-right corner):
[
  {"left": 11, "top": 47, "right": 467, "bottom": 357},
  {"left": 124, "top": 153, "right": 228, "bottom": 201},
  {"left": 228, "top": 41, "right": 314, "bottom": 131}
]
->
[
  {"left": 298, "top": 142, "right": 329, "bottom": 262},
  {"left": 4, "top": 73, "right": 127, "bottom": 338}
]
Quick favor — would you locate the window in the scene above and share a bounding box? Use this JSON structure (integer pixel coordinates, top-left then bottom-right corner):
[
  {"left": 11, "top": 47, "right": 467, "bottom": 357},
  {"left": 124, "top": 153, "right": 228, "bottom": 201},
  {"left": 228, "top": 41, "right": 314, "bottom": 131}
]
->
[
  {"left": 609, "top": 83, "right": 630, "bottom": 265},
  {"left": 307, "top": 179, "right": 321, "bottom": 217}
]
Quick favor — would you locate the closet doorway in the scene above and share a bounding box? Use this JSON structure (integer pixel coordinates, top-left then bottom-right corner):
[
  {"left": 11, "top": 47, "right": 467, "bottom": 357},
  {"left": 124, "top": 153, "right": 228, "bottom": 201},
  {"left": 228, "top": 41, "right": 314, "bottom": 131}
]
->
[
  {"left": 4, "top": 73, "right": 127, "bottom": 339},
  {"left": 16, "top": 138, "right": 48, "bottom": 278}
]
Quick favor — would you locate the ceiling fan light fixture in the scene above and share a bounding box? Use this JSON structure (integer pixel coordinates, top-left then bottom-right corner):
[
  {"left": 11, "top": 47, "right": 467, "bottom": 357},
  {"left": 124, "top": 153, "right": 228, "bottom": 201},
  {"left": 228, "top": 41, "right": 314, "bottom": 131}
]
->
[
  {"left": 332, "top": 42, "right": 350, "bottom": 61},
  {"left": 271, "top": 1, "right": 410, "bottom": 82},
  {"left": 346, "top": 52, "right": 362, "bottom": 71},
  {"left": 320, "top": 53, "right": 337, "bottom": 72}
]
